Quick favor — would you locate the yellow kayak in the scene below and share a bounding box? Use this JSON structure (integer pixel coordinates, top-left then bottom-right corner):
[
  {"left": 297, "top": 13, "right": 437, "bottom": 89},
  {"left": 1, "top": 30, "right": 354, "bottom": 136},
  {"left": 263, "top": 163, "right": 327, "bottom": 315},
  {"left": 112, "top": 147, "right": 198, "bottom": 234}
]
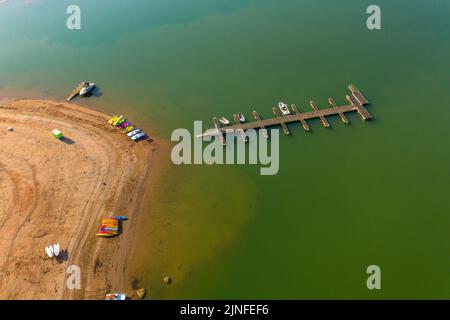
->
[
  {"left": 107, "top": 115, "right": 119, "bottom": 124},
  {"left": 123, "top": 126, "right": 135, "bottom": 133},
  {"left": 96, "top": 233, "right": 117, "bottom": 237}
]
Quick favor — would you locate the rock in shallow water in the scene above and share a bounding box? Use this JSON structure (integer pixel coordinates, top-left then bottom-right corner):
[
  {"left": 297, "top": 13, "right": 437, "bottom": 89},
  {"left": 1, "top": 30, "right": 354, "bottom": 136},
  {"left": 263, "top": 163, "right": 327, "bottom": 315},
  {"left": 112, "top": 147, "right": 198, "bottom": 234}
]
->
[{"left": 136, "top": 288, "right": 146, "bottom": 299}]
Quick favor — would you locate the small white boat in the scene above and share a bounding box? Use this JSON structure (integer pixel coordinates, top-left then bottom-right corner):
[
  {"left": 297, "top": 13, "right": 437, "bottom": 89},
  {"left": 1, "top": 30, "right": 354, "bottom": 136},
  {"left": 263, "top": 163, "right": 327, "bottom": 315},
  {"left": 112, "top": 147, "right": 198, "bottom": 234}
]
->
[
  {"left": 278, "top": 102, "right": 291, "bottom": 115},
  {"left": 131, "top": 131, "right": 145, "bottom": 141},
  {"left": 79, "top": 82, "right": 96, "bottom": 96},
  {"left": 127, "top": 128, "right": 141, "bottom": 137},
  {"left": 53, "top": 243, "right": 60, "bottom": 257},
  {"left": 237, "top": 113, "right": 246, "bottom": 123},
  {"left": 45, "top": 246, "right": 54, "bottom": 258},
  {"left": 219, "top": 117, "right": 230, "bottom": 125}
]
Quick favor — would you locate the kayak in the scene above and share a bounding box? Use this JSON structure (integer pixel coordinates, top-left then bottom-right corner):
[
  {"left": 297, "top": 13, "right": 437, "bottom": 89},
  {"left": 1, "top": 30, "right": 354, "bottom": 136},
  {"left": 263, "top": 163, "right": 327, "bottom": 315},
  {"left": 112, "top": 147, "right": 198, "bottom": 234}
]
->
[
  {"left": 123, "top": 125, "right": 135, "bottom": 133},
  {"left": 45, "top": 246, "right": 54, "bottom": 258},
  {"left": 114, "top": 118, "right": 126, "bottom": 127},
  {"left": 96, "top": 233, "right": 117, "bottom": 237},
  {"left": 117, "top": 120, "right": 129, "bottom": 129},
  {"left": 107, "top": 115, "right": 119, "bottom": 124},
  {"left": 112, "top": 115, "right": 124, "bottom": 126},
  {"left": 53, "top": 243, "right": 60, "bottom": 257},
  {"left": 105, "top": 293, "right": 126, "bottom": 300}
]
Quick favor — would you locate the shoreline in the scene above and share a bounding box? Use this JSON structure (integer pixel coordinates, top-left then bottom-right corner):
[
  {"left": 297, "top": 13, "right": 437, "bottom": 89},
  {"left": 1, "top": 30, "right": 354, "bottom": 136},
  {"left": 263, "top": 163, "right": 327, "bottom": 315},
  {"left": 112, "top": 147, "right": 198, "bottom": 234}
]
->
[{"left": 0, "top": 98, "right": 168, "bottom": 299}]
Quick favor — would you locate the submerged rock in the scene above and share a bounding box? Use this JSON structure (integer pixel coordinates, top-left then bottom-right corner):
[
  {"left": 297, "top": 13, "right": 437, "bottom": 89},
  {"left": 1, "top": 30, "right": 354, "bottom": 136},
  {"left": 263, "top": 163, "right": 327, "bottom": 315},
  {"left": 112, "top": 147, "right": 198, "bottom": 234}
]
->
[{"left": 136, "top": 288, "right": 146, "bottom": 299}]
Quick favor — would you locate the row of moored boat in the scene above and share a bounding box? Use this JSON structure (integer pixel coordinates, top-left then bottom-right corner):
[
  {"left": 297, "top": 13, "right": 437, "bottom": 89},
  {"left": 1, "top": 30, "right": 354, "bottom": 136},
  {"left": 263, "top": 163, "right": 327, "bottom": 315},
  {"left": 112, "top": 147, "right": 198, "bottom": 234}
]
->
[
  {"left": 218, "top": 101, "right": 291, "bottom": 125},
  {"left": 107, "top": 115, "right": 147, "bottom": 141}
]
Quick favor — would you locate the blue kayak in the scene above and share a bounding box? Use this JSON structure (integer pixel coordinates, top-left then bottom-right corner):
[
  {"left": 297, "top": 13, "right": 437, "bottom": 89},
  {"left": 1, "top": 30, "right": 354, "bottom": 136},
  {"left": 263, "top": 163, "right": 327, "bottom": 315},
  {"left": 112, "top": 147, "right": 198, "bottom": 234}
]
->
[{"left": 115, "top": 216, "right": 128, "bottom": 221}]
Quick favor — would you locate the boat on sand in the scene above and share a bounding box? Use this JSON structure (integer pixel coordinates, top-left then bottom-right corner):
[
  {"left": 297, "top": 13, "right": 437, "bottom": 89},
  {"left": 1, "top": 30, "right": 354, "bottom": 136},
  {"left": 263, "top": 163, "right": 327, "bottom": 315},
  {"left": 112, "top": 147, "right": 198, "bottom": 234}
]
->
[{"left": 53, "top": 243, "right": 60, "bottom": 257}]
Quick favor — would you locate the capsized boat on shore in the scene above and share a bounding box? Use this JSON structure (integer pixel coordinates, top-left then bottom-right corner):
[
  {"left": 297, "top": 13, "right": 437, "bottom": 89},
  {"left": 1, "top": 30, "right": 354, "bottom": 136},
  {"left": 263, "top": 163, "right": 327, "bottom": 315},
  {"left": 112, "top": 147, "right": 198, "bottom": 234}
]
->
[
  {"left": 45, "top": 246, "right": 54, "bottom": 258},
  {"left": 53, "top": 243, "right": 60, "bottom": 257}
]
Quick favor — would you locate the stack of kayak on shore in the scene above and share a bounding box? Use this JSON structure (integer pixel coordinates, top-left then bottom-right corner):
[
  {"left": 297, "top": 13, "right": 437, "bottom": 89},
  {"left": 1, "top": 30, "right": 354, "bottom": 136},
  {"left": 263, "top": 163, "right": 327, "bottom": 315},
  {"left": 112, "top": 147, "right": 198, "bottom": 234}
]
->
[
  {"left": 107, "top": 115, "right": 147, "bottom": 142},
  {"left": 96, "top": 218, "right": 119, "bottom": 237},
  {"left": 96, "top": 216, "right": 128, "bottom": 238},
  {"left": 105, "top": 293, "right": 126, "bottom": 300}
]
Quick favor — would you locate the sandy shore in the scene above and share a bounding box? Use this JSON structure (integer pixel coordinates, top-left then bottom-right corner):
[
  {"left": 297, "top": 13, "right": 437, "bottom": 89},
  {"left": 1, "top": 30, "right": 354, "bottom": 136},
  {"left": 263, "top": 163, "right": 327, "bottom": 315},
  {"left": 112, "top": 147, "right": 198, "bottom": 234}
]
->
[{"left": 0, "top": 99, "right": 165, "bottom": 299}]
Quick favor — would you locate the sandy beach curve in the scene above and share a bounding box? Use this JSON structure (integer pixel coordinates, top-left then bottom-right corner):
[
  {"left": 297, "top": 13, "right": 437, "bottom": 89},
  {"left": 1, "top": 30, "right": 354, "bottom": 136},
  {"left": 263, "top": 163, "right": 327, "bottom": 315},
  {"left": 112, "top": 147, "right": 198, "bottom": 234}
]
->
[{"left": 0, "top": 99, "right": 164, "bottom": 299}]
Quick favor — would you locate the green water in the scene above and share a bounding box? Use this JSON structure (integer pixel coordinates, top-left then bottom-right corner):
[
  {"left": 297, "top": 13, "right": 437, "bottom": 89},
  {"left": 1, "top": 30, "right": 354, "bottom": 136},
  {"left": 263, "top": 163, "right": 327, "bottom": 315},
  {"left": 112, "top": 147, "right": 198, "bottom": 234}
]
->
[{"left": 1, "top": 0, "right": 450, "bottom": 299}]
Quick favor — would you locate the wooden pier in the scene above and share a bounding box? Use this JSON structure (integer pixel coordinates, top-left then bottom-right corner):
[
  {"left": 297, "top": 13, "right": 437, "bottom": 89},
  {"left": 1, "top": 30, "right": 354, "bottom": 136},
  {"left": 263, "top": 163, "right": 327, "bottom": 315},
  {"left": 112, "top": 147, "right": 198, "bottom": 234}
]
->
[
  {"left": 309, "top": 100, "right": 330, "bottom": 128},
  {"left": 252, "top": 111, "right": 269, "bottom": 139},
  {"left": 201, "top": 84, "right": 372, "bottom": 140},
  {"left": 291, "top": 104, "right": 310, "bottom": 131},
  {"left": 328, "top": 98, "right": 349, "bottom": 124},
  {"left": 213, "top": 117, "right": 226, "bottom": 146},
  {"left": 272, "top": 107, "right": 290, "bottom": 135},
  {"left": 233, "top": 114, "right": 248, "bottom": 142},
  {"left": 66, "top": 81, "right": 88, "bottom": 101}
]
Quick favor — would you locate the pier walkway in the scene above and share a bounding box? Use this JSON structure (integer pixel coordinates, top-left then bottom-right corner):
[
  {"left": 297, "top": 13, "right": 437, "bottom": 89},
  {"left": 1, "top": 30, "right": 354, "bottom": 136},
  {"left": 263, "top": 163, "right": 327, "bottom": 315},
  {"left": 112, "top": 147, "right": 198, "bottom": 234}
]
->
[{"left": 199, "top": 84, "right": 372, "bottom": 141}]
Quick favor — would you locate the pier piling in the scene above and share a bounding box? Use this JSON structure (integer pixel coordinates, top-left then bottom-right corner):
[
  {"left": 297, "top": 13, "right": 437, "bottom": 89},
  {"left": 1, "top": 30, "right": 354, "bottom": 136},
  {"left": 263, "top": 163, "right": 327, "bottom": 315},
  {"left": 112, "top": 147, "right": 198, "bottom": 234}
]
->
[
  {"left": 272, "top": 107, "right": 290, "bottom": 135},
  {"left": 291, "top": 104, "right": 310, "bottom": 131},
  {"left": 309, "top": 101, "right": 330, "bottom": 128}
]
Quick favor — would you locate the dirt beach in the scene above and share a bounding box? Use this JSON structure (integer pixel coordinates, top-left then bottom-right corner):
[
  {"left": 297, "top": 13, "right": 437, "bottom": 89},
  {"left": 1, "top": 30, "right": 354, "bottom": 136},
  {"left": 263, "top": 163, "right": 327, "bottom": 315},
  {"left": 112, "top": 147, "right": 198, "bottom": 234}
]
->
[{"left": 0, "top": 99, "right": 166, "bottom": 299}]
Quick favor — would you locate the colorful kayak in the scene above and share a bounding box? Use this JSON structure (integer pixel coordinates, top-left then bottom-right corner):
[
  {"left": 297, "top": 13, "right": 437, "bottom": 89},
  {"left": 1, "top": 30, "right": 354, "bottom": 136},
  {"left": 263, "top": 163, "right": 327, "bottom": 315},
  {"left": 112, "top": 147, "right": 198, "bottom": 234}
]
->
[
  {"left": 96, "top": 233, "right": 116, "bottom": 237},
  {"left": 96, "top": 218, "right": 120, "bottom": 237},
  {"left": 118, "top": 121, "right": 131, "bottom": 129},
  {"left": 112, "top": 115, "right": 124, "bottom": 126},
  {"left": 100, "top": 227, "right": 119, "bottom": 232},
  {"left": 123, "top": 126, "right": 135, "bottom": 133},
  {"left": 105, "top": 293, "right": 126, "bottom": 300},
  {"left": 107, "top": 115, "right": 119, "bottom": 124},
  {"left": 114, "top": 118, "right": 126, "bottom": 127},
  {"left": 107, "top": 114, "right": 146, "bottom": 143}
]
